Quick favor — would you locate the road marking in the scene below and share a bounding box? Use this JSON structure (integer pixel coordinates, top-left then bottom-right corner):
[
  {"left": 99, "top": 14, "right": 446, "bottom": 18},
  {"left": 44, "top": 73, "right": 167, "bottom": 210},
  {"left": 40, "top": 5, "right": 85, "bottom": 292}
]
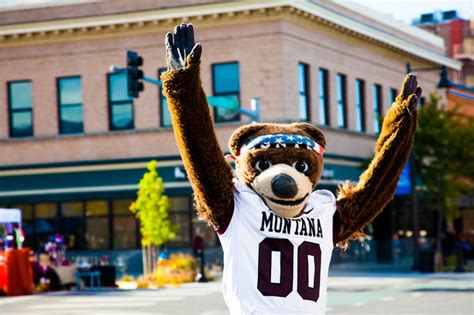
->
[
  {"left": 380, "top": 296, "right": 395, "bottom": 301},
  {"left": 0, "top": 295, "right": 38, "bottom": 305},
  {"left": 22, "top": 311, "right": 163, "bottom": 315},
  {"left": 62, "top": 296, "right": 182, "bottom": 303},
  {"left": 411, "top": 292, "right": 423, "bottom": 297},
  {"left": 29, "top": 302, "right": 156, "bottom": 310},
  {"left": 201, "top": 311, "right": 230, "bottom": 315},
  {"left": 158, "top": 290, "right": 216, "bottom": 297},
  {"left": 352, "top": 301, "right": 367, "bottom": 306}
]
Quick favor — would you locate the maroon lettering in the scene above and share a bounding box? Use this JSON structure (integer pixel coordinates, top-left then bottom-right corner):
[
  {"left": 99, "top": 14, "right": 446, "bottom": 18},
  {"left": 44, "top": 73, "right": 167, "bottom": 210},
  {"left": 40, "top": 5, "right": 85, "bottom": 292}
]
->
[
  {"left": 257, "top": 238, "right": 322, "bottom": 302},
  {"left": 257, "top": 238, "right": 293, "bottom": 297},
  {"left": 297, "top": 241, "right": 322, "bottom": 302}
]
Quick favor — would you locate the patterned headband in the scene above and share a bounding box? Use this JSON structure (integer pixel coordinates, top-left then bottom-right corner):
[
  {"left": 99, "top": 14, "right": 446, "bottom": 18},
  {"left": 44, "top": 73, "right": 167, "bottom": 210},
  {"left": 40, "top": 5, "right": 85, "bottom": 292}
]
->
[{"left": 239, "top": 133, "right": 325, "bottom": 156}]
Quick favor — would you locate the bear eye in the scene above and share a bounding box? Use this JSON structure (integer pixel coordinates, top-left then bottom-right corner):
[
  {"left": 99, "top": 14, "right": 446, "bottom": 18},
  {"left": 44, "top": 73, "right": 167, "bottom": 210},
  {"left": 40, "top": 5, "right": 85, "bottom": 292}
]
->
[
  {"left": 293, "top": 160, "right": 309, "bottom": 173},
  {"left": 255, "top": 159, "right": 272, "bottom": 172}
]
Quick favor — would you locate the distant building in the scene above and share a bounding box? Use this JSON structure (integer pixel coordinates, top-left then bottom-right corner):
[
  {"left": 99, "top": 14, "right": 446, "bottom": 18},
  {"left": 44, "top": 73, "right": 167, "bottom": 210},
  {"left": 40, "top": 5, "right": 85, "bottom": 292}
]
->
[
  {"left": 0, "top": 1, "right": 461, "bottom": 261},
  {"left": 413, "top": 10, "right": 473, "bottom": 108}
]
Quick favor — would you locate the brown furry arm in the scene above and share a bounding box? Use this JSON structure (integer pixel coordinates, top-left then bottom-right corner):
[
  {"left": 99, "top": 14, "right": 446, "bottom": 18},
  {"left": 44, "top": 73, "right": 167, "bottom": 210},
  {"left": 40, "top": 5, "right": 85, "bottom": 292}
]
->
[
  {"left": 161, "top": 56, "right": 234, "bottom": 231},
  {"left": 334, "top": 75, "right": 421, "bottom": 248}
]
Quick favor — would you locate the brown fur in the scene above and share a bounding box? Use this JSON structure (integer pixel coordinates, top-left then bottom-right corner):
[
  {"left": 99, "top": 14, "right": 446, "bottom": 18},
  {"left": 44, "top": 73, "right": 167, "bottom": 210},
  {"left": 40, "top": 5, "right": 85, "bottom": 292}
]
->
[
  {"left": 334, "top": 81, "right": 418, "bottom": 249},
  {"left": 161, "top": 56, "right": 234, "bottom": 231}
]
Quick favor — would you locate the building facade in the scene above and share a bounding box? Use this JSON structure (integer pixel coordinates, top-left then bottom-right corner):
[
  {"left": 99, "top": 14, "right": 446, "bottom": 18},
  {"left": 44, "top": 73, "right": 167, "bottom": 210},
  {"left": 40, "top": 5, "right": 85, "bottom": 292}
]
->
[
  {"left": 413, "top": 10, "right": 473, "bottom": 87},
  {"left": 0, "top": 1, "right": 461, "bottom": 258}
]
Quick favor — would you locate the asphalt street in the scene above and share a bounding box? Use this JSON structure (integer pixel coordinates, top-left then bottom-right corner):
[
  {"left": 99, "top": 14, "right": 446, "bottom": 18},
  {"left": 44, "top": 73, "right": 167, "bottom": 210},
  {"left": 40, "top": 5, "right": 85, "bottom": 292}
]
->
[{"left": 1, "top": 273, "right": 472, "bottom": 315}]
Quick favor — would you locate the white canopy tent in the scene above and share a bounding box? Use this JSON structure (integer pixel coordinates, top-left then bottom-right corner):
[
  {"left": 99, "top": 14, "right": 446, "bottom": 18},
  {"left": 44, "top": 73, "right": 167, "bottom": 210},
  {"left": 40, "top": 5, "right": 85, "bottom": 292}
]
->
[
  {"left": 0, "top": 208, "right": 22, "bottom": 248},
  {"left": 0, "top": 208, "right": 22, "bottom": 227}
]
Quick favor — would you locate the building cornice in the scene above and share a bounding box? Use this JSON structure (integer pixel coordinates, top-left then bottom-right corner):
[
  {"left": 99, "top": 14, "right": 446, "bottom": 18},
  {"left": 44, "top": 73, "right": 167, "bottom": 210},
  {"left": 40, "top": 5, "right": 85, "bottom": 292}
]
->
[
  {"left": 331, "top": 0, "right": 445, "bottom": 49},
  {"left": 0, "top": 0, "right": 462, "bottom": 70}
]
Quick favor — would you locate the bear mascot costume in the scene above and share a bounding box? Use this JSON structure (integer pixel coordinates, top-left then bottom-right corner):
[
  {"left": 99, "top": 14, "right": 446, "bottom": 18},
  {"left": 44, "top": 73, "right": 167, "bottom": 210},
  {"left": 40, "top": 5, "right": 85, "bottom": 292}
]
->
[{"left": 161, "top": 24, "right": 421, "bottom": 315}]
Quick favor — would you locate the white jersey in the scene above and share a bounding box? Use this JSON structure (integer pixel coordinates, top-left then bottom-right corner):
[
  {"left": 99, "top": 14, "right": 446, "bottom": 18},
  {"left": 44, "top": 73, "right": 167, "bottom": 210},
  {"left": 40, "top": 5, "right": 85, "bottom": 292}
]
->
[{"left": 218, "top": 180, "right": 337, "bottom": 315}]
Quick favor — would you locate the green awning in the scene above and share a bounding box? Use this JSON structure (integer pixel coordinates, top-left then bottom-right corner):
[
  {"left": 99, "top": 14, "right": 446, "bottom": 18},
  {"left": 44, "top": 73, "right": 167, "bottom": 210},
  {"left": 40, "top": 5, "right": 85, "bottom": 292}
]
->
[{"left": 0, "top": 155, "right": 363, "bottom": 203}]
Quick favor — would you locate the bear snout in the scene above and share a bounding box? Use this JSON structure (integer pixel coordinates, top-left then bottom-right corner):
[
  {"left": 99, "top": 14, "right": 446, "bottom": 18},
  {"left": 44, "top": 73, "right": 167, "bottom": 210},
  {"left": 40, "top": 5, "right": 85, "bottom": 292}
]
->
[{"left": 271, "top": 174, "right": 298, "bottom": 199}]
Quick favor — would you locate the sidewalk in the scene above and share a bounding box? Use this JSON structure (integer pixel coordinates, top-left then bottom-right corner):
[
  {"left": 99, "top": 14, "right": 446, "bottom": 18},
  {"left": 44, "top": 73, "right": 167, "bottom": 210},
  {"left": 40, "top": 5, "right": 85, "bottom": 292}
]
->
[{"left": 329, "top": 261, "right": 474, "bottom": 280}]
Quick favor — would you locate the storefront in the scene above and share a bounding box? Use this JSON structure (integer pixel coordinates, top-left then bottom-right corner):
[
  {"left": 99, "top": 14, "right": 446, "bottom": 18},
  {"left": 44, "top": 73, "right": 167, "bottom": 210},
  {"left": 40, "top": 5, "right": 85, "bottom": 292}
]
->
[
  {"left": 0, "top": 156, "right": 193, "bottom": 250},
  {"left": 0, "top": 154, "right": 364, "bottom": 253}
]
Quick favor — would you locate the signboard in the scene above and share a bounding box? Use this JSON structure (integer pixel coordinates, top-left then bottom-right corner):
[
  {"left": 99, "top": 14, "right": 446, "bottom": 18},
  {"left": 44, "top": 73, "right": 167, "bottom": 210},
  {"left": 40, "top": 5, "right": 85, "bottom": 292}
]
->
[
  {"left": 395, "top": 163, "right": 411, "bottom": 195},
  {"left": 0, "top": 208, "right": 22, "bottom": 224},
  {"left": 207, "top": 95, "right": 239, "bottom": 110}
]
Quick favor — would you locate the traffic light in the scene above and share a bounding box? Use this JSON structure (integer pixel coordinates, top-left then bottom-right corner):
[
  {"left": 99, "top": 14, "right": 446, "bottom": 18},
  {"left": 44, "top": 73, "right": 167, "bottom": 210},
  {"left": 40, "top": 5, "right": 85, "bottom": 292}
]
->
[{"left": 126, "top": 50, "right": 144, "bottom": 98}]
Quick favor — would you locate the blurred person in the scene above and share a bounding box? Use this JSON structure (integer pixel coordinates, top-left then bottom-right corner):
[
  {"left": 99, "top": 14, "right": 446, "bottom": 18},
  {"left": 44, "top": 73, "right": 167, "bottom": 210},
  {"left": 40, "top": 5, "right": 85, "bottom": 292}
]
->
[
  {"left": 191, "top": 227, "right": 205, "bottom": 259},
  {"left": 441, "top": 230, "right": 457, "bottom": 265},
  {"left": 30, "top": 250, "right": 42, "bottom": 286},
  {"left": 192, "top": 227, "right": 207, "bottom": 282},
  {"left": 38, "top": 253, "right": 61, "bottom": 291},
  {"left": 456, "top": 233, "right": 471, "bottom": 272},
  {"left": 392, "top": 232, "right": 401, "bottom": 261}
]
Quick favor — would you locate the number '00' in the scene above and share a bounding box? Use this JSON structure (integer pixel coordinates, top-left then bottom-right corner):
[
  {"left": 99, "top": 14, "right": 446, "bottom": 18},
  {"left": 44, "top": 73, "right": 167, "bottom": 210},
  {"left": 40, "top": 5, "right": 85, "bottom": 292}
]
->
[{"left": 257, "top": 238, "right": 321, "bottom": 302}]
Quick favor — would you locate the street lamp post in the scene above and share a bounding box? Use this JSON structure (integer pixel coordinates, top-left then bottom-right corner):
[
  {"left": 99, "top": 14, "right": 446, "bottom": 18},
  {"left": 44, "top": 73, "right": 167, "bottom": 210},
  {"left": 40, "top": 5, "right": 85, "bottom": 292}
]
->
[
  {"left": 405, "top": 62, "right": 472, "bottom": 271},
  {"left": 405, "top": 62, "right": 450, "bottom": 271}
]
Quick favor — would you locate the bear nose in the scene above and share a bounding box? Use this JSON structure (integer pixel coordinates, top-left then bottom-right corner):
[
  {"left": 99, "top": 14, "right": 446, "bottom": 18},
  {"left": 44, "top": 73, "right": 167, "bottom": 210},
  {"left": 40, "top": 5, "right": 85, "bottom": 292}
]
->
[{"left": 271, "top": 174, "right": 298, "bottom": 199}]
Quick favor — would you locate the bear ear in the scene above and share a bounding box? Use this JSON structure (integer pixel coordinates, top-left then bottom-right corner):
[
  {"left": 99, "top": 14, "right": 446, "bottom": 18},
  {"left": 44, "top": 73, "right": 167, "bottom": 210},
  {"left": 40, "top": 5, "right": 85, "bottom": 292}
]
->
[
  {"left": 228, "top": 123, "right": 266, "bottom": 156},
  {"left": 292, "top": 123, "right": 326, "bottom": 147}
]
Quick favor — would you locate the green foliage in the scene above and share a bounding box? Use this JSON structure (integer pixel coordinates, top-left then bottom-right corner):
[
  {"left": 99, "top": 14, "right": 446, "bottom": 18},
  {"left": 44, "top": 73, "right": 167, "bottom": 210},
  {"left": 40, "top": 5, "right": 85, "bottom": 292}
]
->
[
  {"left": 130, "top": 160, "right": 178, "bottom": 247},
  {"left": 413, "top": 94, "right": 474, "bottom": 219}
]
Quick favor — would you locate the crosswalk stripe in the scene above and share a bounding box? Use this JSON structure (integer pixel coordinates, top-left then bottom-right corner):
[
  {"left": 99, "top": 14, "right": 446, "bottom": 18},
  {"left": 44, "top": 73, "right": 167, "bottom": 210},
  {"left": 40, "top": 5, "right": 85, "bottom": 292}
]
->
[
  {"left": 0, "top": 295, "right": 38, "bottom": 305},
  {"left": 61, "top": 296, "right": 182, "bottom": 303},
  {"left": 29, "top": 302, "right": 156, "bottom": 310},
  {"left": 25, "top": 310, "right": 163, "bottom": 315}
]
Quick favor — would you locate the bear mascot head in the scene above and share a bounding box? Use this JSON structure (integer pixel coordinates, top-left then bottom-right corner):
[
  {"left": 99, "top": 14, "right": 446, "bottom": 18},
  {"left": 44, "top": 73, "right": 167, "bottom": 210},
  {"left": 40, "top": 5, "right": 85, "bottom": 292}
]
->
[{"left": 229, "top": 123, "right": 326, "bottom": 218}]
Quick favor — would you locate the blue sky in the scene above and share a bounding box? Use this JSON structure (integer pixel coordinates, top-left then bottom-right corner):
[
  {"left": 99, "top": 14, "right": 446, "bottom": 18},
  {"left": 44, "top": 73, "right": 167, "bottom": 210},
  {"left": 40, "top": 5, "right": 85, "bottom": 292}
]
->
[{"left": 353, "top": 0, "right": 473, "bottom": 23}]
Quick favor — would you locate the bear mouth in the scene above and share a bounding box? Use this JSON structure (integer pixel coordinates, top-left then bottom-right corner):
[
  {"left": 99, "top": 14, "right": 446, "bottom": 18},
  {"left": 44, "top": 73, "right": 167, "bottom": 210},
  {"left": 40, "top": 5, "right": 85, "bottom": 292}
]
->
[{"left": 267, "top": 194, "right": 309, "bottom": 206}]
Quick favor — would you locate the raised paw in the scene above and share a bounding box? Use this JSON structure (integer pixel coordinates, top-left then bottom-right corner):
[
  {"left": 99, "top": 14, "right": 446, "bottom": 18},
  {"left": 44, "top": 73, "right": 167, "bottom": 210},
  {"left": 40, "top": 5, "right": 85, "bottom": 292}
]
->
[
  {"left": 400, "top": 74, "right": 422, "bottom": 111},
  {"left": 165, "top": 23, "right": 202, "bottom": 70}
]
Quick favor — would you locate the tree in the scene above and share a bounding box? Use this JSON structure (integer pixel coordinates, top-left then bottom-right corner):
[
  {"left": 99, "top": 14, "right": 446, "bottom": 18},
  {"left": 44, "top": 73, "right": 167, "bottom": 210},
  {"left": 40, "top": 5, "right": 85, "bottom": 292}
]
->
[
  {"left": 130, "top": 160, "right": 177, "bottom": 275},
  {"left": 413, "top": 94, "right": 474, "bottom": 248}
]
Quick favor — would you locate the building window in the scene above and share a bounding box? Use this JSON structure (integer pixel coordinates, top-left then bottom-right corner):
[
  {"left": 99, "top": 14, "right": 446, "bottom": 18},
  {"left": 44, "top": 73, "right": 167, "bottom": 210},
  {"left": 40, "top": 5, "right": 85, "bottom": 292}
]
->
[
  {"left": 298, "top": 63, "right": 310, "bottom": 121},
  {"left": 58, "top": 76, "right": 83, "bottom": 134},
  {"left": 61, "top": 201, "right": 86, "bottom": 250},
  {"left": 336, "top": 73, "right": 347, "bottom": 129},
  {"left": 318, "top": 68, "right": 330, "bottom": 126},
  {"left": 355, "top": 79, "right": 366, "bottom": 132},
  {"left": 112, "top": 199, "right": 137, "bottom": 249},
  {"left": 389, "top": 88, "right": 398, "bottom": 104},
  {"left": 212, "top": 62, "right": 240, "bottom": 122},
  {"left": 167, "top": 196, "right": 192, "bottom": 247},
  {"left": 158, "top": 68, "right": 172, "bottom": 127},
  {"left": 34, "top": 203, "right": 58, "bottom": 247},
  {"left": 8, "top": 81, "right": 33, "bottom": 137},
  {"left": 373, "top": 84, "right": 383, "bottom": 134},
  {"left": 108, "top": 73, "right": 134, "bottom": 130},
  {"left": 85, "top": 200, "right": 109, "bottom": 249}
]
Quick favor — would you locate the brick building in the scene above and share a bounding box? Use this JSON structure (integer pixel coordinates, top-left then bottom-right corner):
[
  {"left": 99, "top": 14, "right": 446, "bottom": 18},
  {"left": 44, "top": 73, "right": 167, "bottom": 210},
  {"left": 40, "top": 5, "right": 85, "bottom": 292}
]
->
[
  {"left": 414, "top": 10, "right": 473, "bottom": 87},
  {"left": 0, "top": 0, "right": 461, "bottom": 257}
]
